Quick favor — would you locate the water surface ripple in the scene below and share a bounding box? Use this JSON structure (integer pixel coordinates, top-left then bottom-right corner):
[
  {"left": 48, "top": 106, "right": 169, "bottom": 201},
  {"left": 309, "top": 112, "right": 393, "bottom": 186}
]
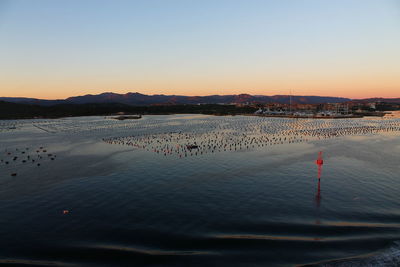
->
[{"left": 0, "top": 115, "right": 399, "bottom": 266}]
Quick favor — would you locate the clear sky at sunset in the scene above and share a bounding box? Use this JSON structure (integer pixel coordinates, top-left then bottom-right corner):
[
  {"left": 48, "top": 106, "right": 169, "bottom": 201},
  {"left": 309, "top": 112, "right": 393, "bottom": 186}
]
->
[{"left": 0, "top": 0, "right": 399, "bottom": 99}]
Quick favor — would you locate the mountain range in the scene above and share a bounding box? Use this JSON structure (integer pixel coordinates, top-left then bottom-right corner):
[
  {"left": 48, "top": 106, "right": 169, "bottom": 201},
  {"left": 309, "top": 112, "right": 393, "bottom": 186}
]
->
[
  {"left": 0, "top": 92, "right": 399, "bottom": 106},
  {"left": 0, "top": 92, "right": 348, "bottom": 106}
]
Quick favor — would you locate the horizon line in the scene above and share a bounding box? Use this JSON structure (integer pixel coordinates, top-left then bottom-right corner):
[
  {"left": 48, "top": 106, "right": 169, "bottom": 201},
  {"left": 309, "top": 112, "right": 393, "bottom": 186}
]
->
[{"left": 1, "top": 91, "right": 399, "bottom": 101}]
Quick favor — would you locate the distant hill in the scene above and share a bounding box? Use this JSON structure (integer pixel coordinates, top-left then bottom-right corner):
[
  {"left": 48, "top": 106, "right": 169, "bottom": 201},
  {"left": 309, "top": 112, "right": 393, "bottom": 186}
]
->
[
  {"left": 0, "top": 97, "right": 65, "bottom": 106},
  {"left": 0, "top": 92, "right": 351, "bottom": 106},
  {"left": 352, "top": 98, "right": 400, "bottom": 104}
]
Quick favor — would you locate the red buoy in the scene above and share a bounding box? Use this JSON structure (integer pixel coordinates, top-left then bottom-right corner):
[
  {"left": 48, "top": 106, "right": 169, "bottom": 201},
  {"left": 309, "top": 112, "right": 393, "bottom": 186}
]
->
[
  {"left": 315, "top": 151, "right": 323, "bottom": 165},
  {"left": 315, "top": 151, "right": 324, "bottom": 179}
]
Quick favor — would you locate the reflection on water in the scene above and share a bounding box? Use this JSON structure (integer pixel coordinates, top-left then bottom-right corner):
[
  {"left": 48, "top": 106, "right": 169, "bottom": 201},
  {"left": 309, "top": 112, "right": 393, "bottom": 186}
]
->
[
  {"left": 0, "top": 115, "right": 400, "bottom": 266},
  {"left": 315, "top": 179, "right": 322, "bottom": 209},
  {"left": 315, "top": 151, "right": 323, "bottom": 209}
]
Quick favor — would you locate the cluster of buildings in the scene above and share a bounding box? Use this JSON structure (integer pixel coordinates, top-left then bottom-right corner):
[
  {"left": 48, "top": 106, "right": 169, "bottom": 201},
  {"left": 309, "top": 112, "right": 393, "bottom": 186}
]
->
[
  {"left": 253, "top": 103, "right": 351, "bottom": 117},
  {"left": 252, "top": 101, "right": 399, "bottom": 118}
]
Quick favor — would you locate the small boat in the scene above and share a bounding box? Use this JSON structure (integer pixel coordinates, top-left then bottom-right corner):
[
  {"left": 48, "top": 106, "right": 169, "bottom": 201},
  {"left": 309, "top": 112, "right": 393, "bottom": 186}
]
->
[{"left": 113, "top": 115, "right": 142, "bottom": 120}]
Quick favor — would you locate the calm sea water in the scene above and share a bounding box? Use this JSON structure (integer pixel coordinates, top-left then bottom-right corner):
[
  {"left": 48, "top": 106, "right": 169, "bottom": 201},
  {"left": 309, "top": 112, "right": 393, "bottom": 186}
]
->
[{"left": 1, "top": 115, "right": 400, "bottom": 266}]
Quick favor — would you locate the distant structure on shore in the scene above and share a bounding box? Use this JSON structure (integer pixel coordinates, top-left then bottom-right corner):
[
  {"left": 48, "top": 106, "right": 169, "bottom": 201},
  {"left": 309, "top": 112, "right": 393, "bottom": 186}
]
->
[
  {"left": 253, "top": 101, "right": 395, "bottom": 118},
  {"left": 112, "top": 113, "right": 142, "bottom": 120}
]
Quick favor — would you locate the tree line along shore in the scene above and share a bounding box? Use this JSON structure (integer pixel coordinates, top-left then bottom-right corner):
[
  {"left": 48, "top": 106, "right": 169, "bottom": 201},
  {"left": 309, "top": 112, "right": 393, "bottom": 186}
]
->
[
  {"left": 0, "top": 101, "right": 257, "bottom": 119},
  {"left": 1, "top": 100, "right": 398, "bottom": 120}
]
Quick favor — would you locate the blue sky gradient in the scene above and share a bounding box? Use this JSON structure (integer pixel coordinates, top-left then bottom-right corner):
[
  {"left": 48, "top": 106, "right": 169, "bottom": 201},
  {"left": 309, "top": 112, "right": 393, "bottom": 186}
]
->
[{"left": 0, "top": 0, "right": 399, "bottom": 98}]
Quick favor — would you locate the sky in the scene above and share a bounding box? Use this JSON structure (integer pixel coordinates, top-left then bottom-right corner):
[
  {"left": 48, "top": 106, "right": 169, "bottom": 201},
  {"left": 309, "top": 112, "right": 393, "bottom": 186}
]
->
[{"left": 0, "top": 0, "right": 399, "bottom": 99}]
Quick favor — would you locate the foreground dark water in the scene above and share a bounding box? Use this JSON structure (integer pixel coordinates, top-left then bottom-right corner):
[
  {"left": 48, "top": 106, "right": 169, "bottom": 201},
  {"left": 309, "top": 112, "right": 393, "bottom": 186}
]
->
[{"left": 1, "top": 115, "right": 400, "bottom": 266}]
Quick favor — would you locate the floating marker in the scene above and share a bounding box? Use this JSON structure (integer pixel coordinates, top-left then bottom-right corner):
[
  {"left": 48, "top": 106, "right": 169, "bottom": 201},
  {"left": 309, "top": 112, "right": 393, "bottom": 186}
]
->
[{"left": 315, "top": 151, "right": 324, "bottom": 179}]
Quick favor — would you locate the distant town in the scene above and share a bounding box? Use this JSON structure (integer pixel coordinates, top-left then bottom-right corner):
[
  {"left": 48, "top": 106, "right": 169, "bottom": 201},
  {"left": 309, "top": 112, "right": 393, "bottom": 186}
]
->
[{"left": 251, "top": 100, "right": 400, "bottom": 118}]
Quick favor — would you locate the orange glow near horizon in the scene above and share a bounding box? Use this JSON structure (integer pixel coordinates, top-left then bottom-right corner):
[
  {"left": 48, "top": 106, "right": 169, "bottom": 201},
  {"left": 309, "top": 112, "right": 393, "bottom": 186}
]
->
[
  {"left": 2, "top": 75, "right": 399, "bottom": 100},
  {"left": 2, "top": 86, "right": 399, "bottom": 100}
]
